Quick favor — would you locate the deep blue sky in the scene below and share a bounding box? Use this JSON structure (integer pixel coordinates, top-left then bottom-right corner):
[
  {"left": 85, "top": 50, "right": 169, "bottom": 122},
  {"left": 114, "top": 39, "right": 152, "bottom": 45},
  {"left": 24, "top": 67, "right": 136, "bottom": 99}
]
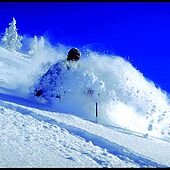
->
[{"left": 0, "top": 2, "right": 170, "bottom": 93}]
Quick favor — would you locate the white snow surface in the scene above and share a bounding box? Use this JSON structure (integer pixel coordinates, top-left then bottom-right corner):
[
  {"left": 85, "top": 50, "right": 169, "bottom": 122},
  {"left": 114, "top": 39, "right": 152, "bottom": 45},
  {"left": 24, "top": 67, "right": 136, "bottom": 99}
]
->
[{"left": 0, "top": 44, "right": 170, "bottom": 168}]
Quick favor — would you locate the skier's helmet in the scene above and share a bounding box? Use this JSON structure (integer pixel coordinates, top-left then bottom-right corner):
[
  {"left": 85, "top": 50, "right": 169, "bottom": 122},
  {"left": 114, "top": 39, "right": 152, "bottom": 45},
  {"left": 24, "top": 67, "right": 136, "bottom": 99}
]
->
[{"left": 67, "top": 48, "right": 80, "bottom": 61}]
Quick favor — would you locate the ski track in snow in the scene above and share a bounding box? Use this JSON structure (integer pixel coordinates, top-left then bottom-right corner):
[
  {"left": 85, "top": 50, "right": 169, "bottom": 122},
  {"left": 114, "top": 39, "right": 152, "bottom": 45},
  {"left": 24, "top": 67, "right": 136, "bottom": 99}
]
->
[{"left": 0, "top": 93, "right": 168, "bottom": 168}]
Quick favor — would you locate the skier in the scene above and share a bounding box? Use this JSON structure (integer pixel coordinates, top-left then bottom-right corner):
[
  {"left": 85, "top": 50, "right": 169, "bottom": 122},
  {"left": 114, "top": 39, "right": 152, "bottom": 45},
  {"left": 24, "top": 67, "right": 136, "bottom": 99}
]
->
[{"left": 34, "top": 47, "right": 81, "bottom": 98}]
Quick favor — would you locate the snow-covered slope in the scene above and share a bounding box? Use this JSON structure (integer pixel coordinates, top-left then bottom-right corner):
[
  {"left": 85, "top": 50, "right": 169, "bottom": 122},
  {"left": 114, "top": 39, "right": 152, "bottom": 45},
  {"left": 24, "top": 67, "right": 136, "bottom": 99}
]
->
[
  {"left": 0, "top": 45, "right": 170, "bottom": 167},
  {"left": 0, "top": 93, "right": 169, "bottom": 168},
  {"left": 0, "top": 47, "right": 29, "bottom": 90}
]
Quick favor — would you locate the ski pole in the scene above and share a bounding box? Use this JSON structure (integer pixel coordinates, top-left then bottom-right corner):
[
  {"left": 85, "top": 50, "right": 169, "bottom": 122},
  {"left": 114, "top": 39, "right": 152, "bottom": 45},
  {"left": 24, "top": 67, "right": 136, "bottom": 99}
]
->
[{"left": 96, "top": 102, "right": 98, "bottom": 118}]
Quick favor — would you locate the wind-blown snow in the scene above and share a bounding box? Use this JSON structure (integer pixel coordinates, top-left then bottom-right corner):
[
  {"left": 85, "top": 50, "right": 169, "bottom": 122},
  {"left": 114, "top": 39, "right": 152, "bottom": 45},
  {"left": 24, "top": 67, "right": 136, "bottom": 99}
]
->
[
  {"left": 0, "top": 40, "right": 170, "bottom": 167},
  {"left": 29, "top": 43, "right": 170, "bottom": 141}
]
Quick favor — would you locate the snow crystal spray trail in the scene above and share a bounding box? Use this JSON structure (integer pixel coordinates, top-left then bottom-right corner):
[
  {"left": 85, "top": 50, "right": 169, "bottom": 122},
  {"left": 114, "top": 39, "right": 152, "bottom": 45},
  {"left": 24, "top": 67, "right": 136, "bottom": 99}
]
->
[
  {"left": 1, "top": 38, "right": 170, "bottom": 143},
  {"left": 40, "top": 48, "right": 170, "bottom": 143}
]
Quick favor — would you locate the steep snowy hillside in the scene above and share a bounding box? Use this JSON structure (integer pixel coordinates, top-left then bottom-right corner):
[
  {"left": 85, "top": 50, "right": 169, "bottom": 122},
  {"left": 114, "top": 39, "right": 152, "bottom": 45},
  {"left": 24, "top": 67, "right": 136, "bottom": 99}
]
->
[
  {"left": 0, "top": 100, "right": 130, "bottom": 167},
  {"left": 0, "top": 95, "right": 138, "bottom": 168},
  {"left": 0, "top": 47, "right": 29, "bottom": 91},
  {"left": 0, "top": 45, "right": 170, "bottom": 168},
  {"left": 0, "top": 93, "right": 169, "bottom": 168}
]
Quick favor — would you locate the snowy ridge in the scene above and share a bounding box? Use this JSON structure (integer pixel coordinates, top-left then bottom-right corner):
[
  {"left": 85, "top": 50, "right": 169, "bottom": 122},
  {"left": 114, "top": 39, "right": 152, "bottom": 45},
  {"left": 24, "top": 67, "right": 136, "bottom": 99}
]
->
[{"left": 0, "top": 47, "right": 29, "bottom": 63}]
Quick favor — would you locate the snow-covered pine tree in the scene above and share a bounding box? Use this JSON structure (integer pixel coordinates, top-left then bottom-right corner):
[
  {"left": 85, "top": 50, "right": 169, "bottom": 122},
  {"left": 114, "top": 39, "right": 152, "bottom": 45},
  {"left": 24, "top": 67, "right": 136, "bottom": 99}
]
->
[
  {"left": 39, "top": 36, "right": 45, "bottom": 50},
  {"left": 28, "top": 36, "right": 38, "bottom": 56},
  {"left": 1, "top": 17, "right": 23, "bottom": 51},
  {"left": 28, "top": 36, "right": 45, "bottom": 56}
]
